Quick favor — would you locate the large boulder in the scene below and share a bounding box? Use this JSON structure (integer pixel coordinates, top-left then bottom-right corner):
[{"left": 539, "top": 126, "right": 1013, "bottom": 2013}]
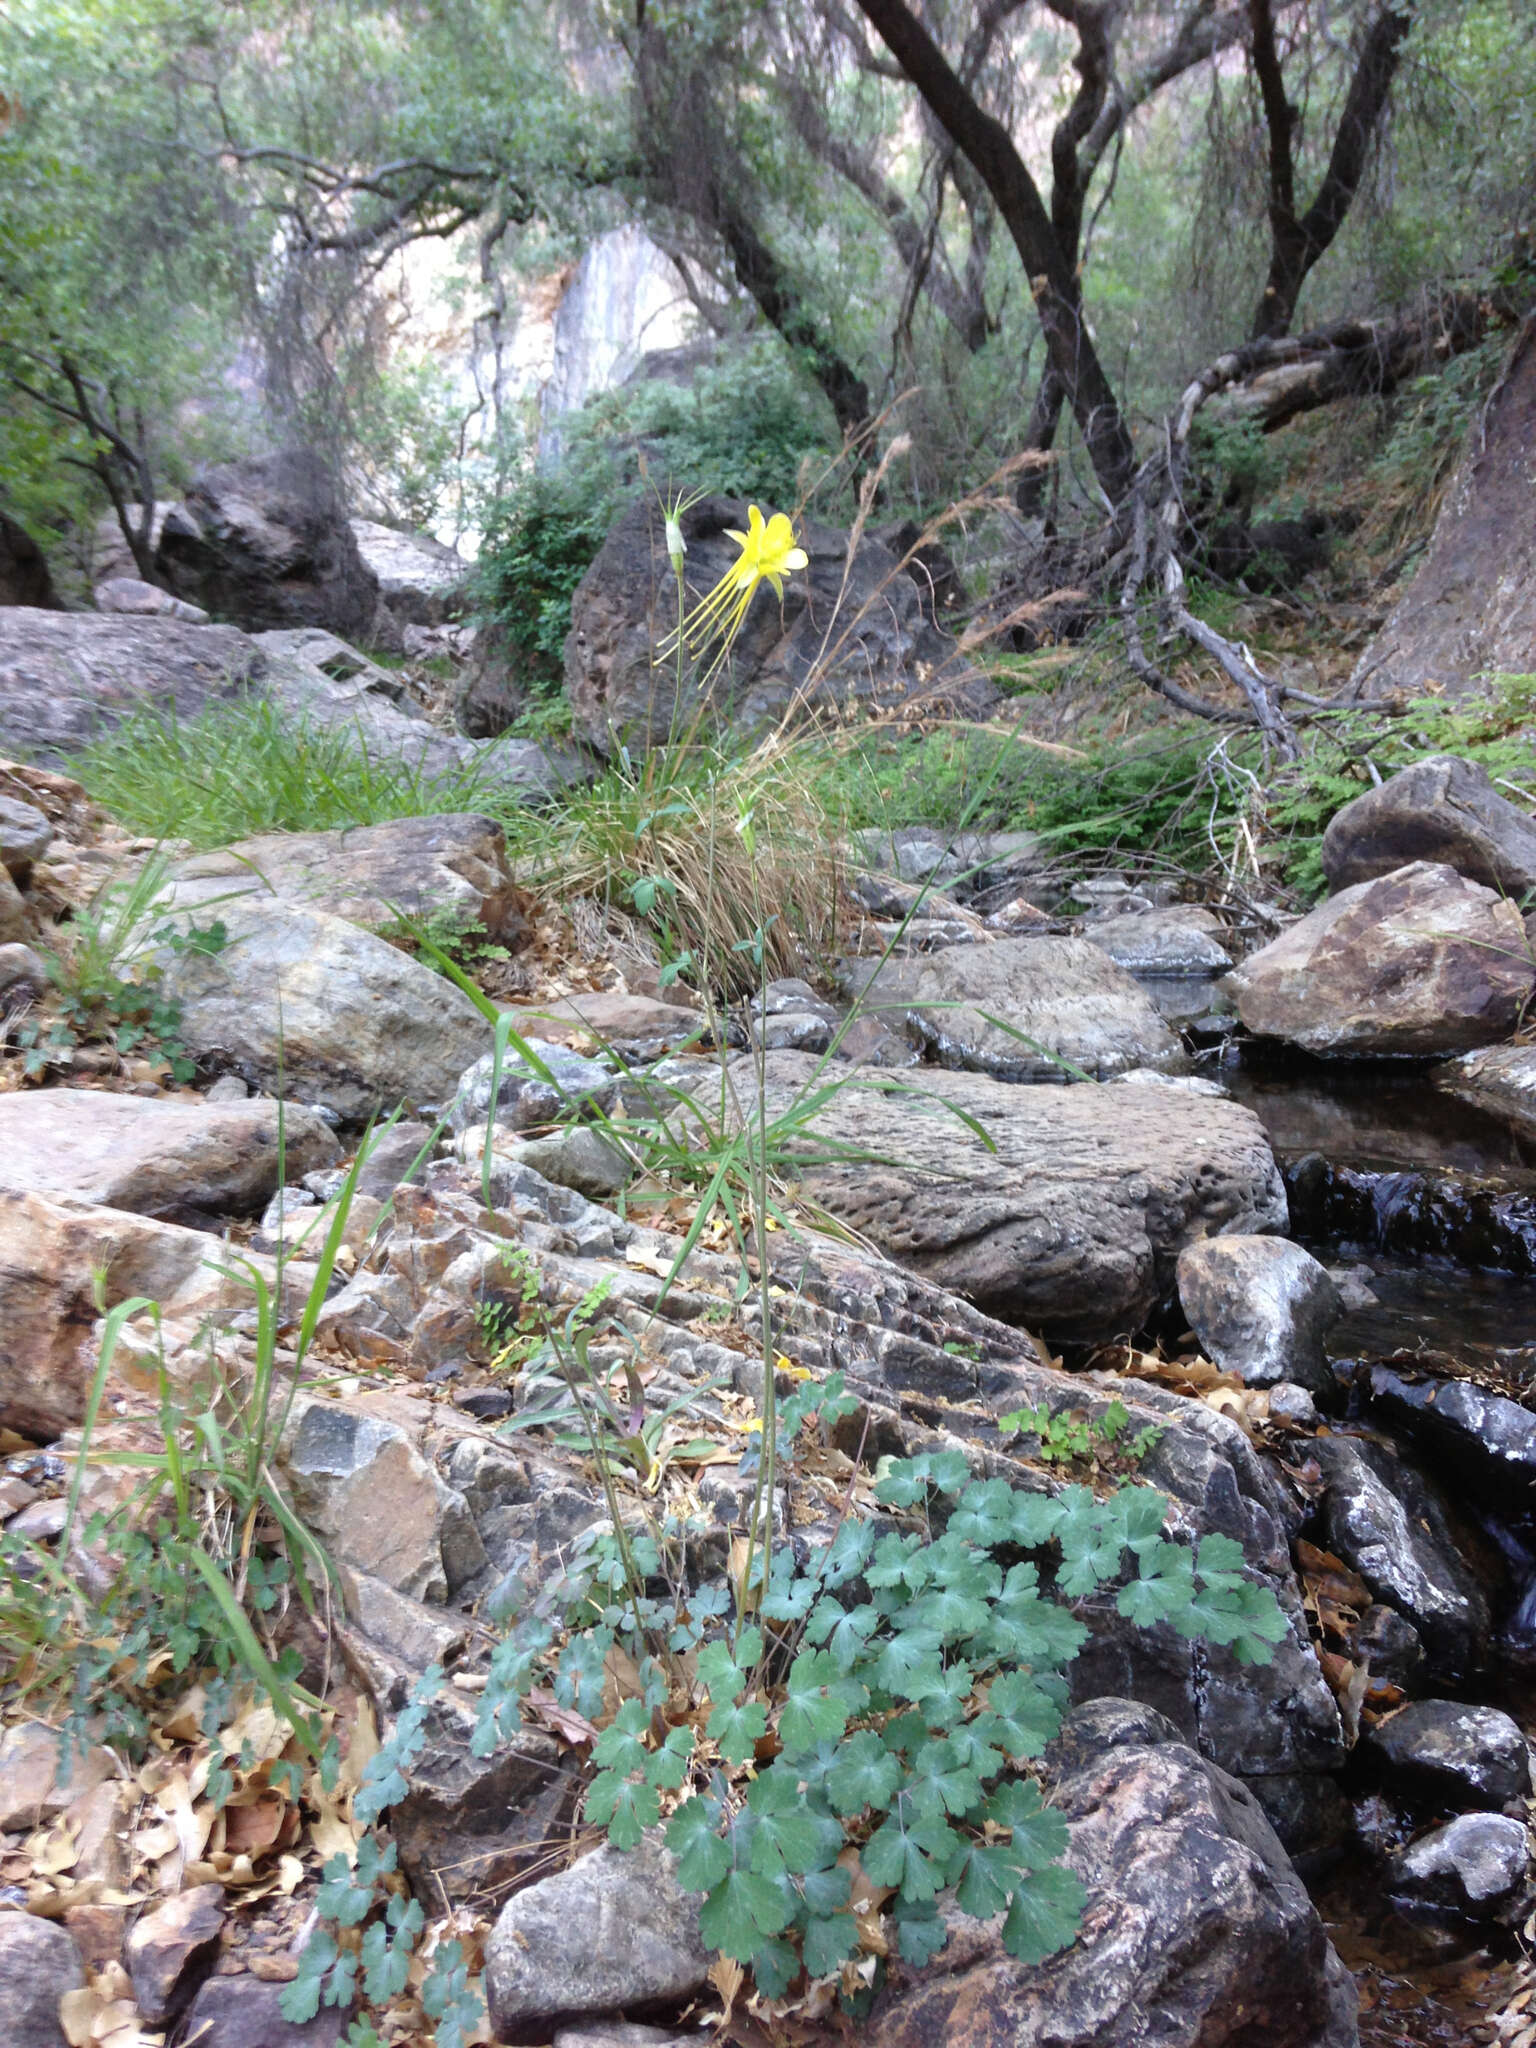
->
[
  {"left": 0, "top": 1089, "right": 339, "bottom": 1220},
  {"left": 1226, "top": 860, "right": 1534, "bottom": 1056},
  {"left": 1175, "top": 1235, "right": 1342, "bottom": 1399},
  {"left": 166, "top": 812, "right": 528, "bottom": 941},
  {"left": 1321, "top": 754, "right": 1536, "bottom": 896},
  {"left": 838, "top": 936, "right": 1183, "bottom": 1081},
  {"left": 350, "top": 519, "right": 467, "bottom": 627},
  {"left": 864, "top": 1700, "right": 1358, "bottom": 2048},
  {"left": 0, "top": 608, "right": 259, "bottom": 766},
  {"left": 156, "top": 451, "right": 380, "bottom": 642},
  {"left": 565, "top": 493, "right": 996, "bottom": 754},
  {"left": 145, "top": 894, "right": 490, "bottom": 1120},
  {"left": 712, "top": 1051, "right": 1286, "bottom": 1338}
]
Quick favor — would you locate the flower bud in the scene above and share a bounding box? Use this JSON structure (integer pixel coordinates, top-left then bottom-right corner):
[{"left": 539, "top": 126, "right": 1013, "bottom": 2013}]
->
[{"left": 664, "top": 514, "right": 686, "bottom": 567}]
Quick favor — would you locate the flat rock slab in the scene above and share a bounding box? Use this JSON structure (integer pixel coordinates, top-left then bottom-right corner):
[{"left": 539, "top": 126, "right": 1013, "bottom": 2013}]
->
[
  {"left": 167, "top": 811, "right": 524, "bottom": 940},
  {"left": 838, "top": 935, "right": 1183, "bottom": 1081},
  {"left": 146, "top": 894, "right": 490, "bottom": 1121},
  {"left": 865, "top": 1700, "right": 1357, "bottom": 2048},
  {"left": 0, "top": 1088, "right": 338, "bottom": 1218},
  {"left": 1084, "top": 906, "right": 1233, "bottom": 974},
  {"left": 719, "top": 1051, "right": 1287, "bottom": 1338},
  {"left": 0, "top": 608, "right": 260, "bottom": 766},
  {"left": 1227, "top": 860, "right": 1534, "bottom": 1056},
  {"left": 1435, "top": 1042, "right": 1536, "bottom": 1137}
]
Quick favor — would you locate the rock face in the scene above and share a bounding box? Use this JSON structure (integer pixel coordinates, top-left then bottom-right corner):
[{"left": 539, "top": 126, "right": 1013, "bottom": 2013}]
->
[
  {"left": 147, "top": 895, "right": 489, "bottom": 1120},
  {"left": 1435, "top": 1042, "right": 1536, "bottom": 1137},
  {"left": 1175, "top": 1236, "right": 1342, "bottom": 1398},
  {"left": 1361, "top": 1699, "right": 1531, "bottom": 1809},
  {"left": 839, "top": 937, "right": 1183, "bottom": 1081},
  {"left": 1226, "top": 861, "right": 1534, "bottom": 1056},
  {"left": 0, "top": 1911, "right": 83, "bottom": 2048},
  {"left": 350, "top": 519, "right": 467, "bottom": 627},
  {"left": 1322, "top": 754, "right": 1536, "bottom": 896},
  {"left": 1084, "top": 905, "right": 1233, "bottom": 974},
  {"left": 864, "top": 1700, "right": 1358, "bottom": 2048},
  {"left": 167, "top": 812, "right": 527, "bottom": 941},
  {"left": 0, "top": 608, "right": 260, "bottom": 765},
  {"left": 717, "top": 1051, "right": 1286, "bottom": 1339},
  {"left": 1310, "top": 1434, "right": 1492, "bottom": 1678},
  {"left": 156, "top": 451, "right": 380, "bottom": 642},
  {"left": 0, "top": 1089, "right": 339, "bottom": 1219},
  {"left": 565, "top": 493, "right": 996, "bottom": 754},
  {"left": 485, "top": 1829, "right": 712, "bottom": 2044}
]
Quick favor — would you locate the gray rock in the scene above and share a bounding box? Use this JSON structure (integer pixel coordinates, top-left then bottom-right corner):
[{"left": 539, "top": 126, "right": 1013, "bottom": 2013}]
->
[
  {"left": 350, "top": 518, "right": 467, "bottom": 627},
  {"left": 156, "top": 451, "right": 380, "bottom": 641},
  {"left": 1356, "top": 1604, "right": 1425, "bottom": 1689},
  {"left": 864, "top": 1701, "right": 1357, "bottom": 2048},
  {"left": 125, "top": 1882, "right": 224, "bottom": 2023},
  {"left": 0, "top": 941, "right": 47, "bottom": 997},
  {"left": 452, "top": 1040, "right": 619, "bottom": 1133},
  {"left": 178, "top": 1976, "right": 350, "bottom": 2047},
  {"left": 166, "top": 812, "right": 525, "bottom": 942},
  {"left": 204, "top": 1073, "right": 250, "bottom": 1102},
  {"left": 1362, "top": 1700, "right": 1531, "bottom": 1809},
  {"left": 0, "top": 608, "right": 260, "bottom": 766},
  {"left": 553, "top": 2027, "right": 692, "bottom": 2048},
  {"left": 485, "top": 1828, "right": 712, "bottom": 2044},
  {"left": 353, "top": 1121, "right": 436, "bottom": 1199},
  {"left": 1388, "top": 1812, "right": 1532, "bottom": 1922},
  {"left": 1322, "top": 754, "right": 1536, "bottom": 897},
  {"left": 0, "top": 864, "right": 27, "bottom": 942},
  {"left": 1084, "top": 905, "right": 1233, "bottom": 974},
  {"left": 94, "top": 575, "right": 210, "bottom": 623},
  {"left": 145, "top": 894, "right": 489, "bottom": 1121},
  {"left": 0, "top": 794, "right": 52, "bottom": 877},
  {"left": 499, "top": 1126, "right": 633, "bottom": 1199},
  {"left": 838, "top": 935, "right": 1183, "bottom": 1081},
  {"left": 281, "top": 1397, "right": 479, "bottom": 1603},
  {"left": 0, "top": 1912, "right": 82, "bottom": 2048},
  {"left": 1226, "top": 861, "right": 1534, "bottom": 1056},
  {"left": 1311, "top": 1434, "right": 1491, "bottom": 1678},
  {"left": 566, "top": 494, "right": 996, "bottom": 756},
  {"left": 1176, "top": 1236, "right": 1342, "bottom": 1399},
  {"left": 715, "top": 1051, "right": 1286, "bottom": 1340},
  {"left": 1435, "top": 1042, "right": 1536, "bottom": 1138},
  {"left": 0, "top": 1088, "right": 339, "bottom": 1218}
]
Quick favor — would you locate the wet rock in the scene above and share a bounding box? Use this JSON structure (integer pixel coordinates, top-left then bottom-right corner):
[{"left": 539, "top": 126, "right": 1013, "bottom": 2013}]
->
[
  {"left": 145, "top": 895, "right": 489, "bottom": 1121},
  {"left": 391, "top": 1701, "right": 582, "bottom": 1903},
  {"left": 167, "top": 813, "right": 527, "bottom": 944},
  {"left": 1310, "top": 1434, "right": 1491, "bottom": 1678},
  {"left": 1357, "top": 1604, "right": 1426, "bottom": 1689},
  {"left": 1226, "top": 861, "right": 1534, "bottom": 1057},
  {"left": 1321, "top": 754, "right": 1536, "bottom": 898},
  {"left": 485, "top": 1827, "right": 712, "bottom": 2044},
  {"left": 0, "top": 608, "right": 260, "bottom": 766},
  {"left": 452, "top": 1041, "right": 619, "bottom": 1133},
  {"left": 864, "top": 1699, "right": 1357, "bottom": 2048},
  {"left": 1247, "top": 1771, "right": 1355, "bottom": 1874},
  {"left": 156, "top": 452, "right": 380, "bottom": 641},
  {"left": 179, "top": 1975, "right": 351, "bottom": 2047},
  {"left": 838, "top": 936, "right": 1183, "bottom": 1081},
  {"left": 567, "top": 495, "right": 995, "bottom": 756},
  {"left": 1176, "top": 1235, "right": 1342, "bottom": 1399},
  {"left": 126, "top": 1882, "right": 225, "bottom": 2023},
  {"left": 0, "top": 1088, "right": 339, "bottom": 1219},
  {"left": 1435, "top": 1042, "right": 1536, "bottom": 1140},
  {"left": 717, "top": 1051, "right": 1285, "bottom": 1340},
  {"left": 350, "top": 518, "right": 467, "bottom": 628},
  {"left": 94, "top": 575, "right": 210, "bottom": 623},
  {"left": 1387, "top": 1812, "right": 1532, "bottom": 1923},
  {"left": 1361, "top": 1700, "right": 1530, "bottom": 1809},
  {"left": 1366, "top": 1362, "right": 1536, "bottom": 1510},
  {"left": 0, "top": 1912, "right": 83, "bottom": 2048},
  {"left": 1084, "top": 905, "right": 1233, "bottom": 974},
  {"left": 281, "top": 1398, "right": 482, "bottom": 1603},
  {"left": 0, "top": 794, "right": 52, "bottom": 878}
]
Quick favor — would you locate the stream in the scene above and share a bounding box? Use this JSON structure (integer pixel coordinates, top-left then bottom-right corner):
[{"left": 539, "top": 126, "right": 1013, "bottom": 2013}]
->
[{"left": 1203, "top": 1036, "right": 1534, "bottom": 2042}]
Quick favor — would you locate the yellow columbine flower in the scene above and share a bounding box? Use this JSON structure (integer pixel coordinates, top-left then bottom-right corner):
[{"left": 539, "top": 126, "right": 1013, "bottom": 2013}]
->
[{"left": 657, "top": 504, "right": 809, "bottom": 674}]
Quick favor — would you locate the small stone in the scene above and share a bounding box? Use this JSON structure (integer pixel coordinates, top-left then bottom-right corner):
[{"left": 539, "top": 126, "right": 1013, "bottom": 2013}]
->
[
  {"left": 178, "top": 1974, "right": 350, "bottom": 2047},
  {"left": 1266, "top": 1382, "right": 1319, "bottom": 1427},
  {"left": 62, "top": 1903, "right": 126, "bottom": 1974},
  {"left": 126, "top": 1882, "right": 226, "bottom": 2023},
  {"left": 1356, "top": 1605, "right": 1425, "bottom": 1689},
  {"left": 340, "top": 1568, "right": 467, "bottom": 1669},
  {"left": 7, "top": 1500, "right": 66, "bottom": 1541},
  {"left": 486, "top": 1829, "right": 711, "bottom": 2043},
  {"left": 1389, "top": 1812, "right": 1532, "bottom": 1922},
  {"left": 0, "top": 794, "right": 53, "bottom": 878},
  {"left": 500, "top": 1125, "right": 632, "bottom": 1199},
  {"left": 1176, "top": 1236, "right": 1342, "bottom": 1400},
  {"left": 1363, "top": 1700, "right": 1531, "bottom": 1810},
  {"left": 455, "top": 1386, "right": 513, "bottom": 1420},
  {"left": 0, "top": 942, "right": 47, "bottom": 997},
  {"left": 0, "top": 1912, "right": 83, "bottom": 2048},
  {"left": 204, "top": 1074, "right": 250, "bottom": 1102}
]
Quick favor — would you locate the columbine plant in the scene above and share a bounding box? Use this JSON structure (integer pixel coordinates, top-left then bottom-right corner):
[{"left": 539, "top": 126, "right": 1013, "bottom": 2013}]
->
[{"left": 656, "top": 500, "right": 809, "bottom": 690}]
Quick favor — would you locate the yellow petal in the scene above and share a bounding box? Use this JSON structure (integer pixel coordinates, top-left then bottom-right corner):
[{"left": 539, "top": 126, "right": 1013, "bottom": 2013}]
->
[
  {"left": 785, "top": 547, "right": 809, "bottom": 572},
  {"left": 725, "top": 529, "right": 748, "bottom": 547}
]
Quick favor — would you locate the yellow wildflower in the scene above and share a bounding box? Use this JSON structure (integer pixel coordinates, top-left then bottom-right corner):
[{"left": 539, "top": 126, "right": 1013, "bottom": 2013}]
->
[{"left": 657, "top": 503, "right": 808, "bottom": 674}]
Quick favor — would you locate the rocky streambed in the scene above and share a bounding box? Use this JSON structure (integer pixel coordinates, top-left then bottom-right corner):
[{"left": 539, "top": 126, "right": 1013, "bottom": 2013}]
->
[{"left": 0, "top": 614, "right": 1534, "bottom": 2047}]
